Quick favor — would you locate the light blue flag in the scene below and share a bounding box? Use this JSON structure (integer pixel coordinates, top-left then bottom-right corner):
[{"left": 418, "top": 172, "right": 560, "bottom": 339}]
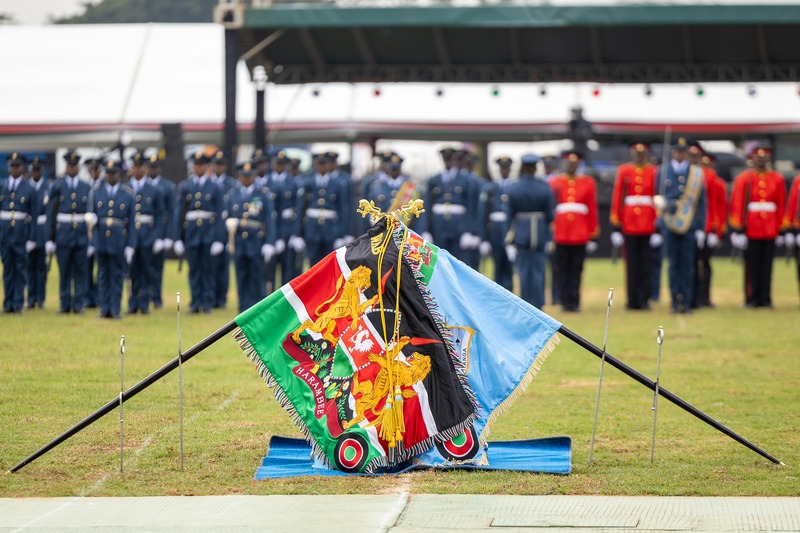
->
[{"left": 413, "top": 246, "right": 561, "bottom": 466}]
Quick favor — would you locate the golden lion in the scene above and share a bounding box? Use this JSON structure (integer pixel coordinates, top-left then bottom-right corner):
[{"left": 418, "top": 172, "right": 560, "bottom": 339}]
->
[
  {"left": 291, "top": 265, "right": 378, "bottom": 345},
  {"left": 343, "top": 336, "right": 432, "bottom": 430}
]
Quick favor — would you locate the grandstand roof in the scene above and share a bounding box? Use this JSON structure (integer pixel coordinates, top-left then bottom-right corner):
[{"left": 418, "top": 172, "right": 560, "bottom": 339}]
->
[{"left": 231, "top": 2, "right": 800, "bottom": 84}]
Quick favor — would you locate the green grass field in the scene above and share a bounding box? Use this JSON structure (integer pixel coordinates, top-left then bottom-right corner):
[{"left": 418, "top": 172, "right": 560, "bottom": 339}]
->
[{"left": 1, "top": 257, "right": 798, "bottom": 497}]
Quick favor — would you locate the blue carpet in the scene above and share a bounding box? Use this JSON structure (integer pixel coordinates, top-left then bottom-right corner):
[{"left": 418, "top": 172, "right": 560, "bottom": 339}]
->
[{"left": 255, "top": 435, "right": 572, "bottom": 479}]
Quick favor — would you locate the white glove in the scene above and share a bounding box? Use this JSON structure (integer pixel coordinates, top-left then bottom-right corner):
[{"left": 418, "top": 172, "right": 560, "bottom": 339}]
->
[
  {"left": 26, "top": 240, "right": 37, "bottom": 253},
  {"left": 470, "top": 234, "right": 482, "bottom": 248},
  {"left": 545, "top": 241, "right": 555, "bottom": 255},
  {"left": 289, "top": 235, "right": 306, "bottom": 253},
  {"left": 731, "top": 232, "right": 748, "bottom": 250},
  {"left": 586, "top": 241, "right": 598, "bottom": 254},
  {"left": 786, "top": 233, "right": 796, "bottom": 249},
  {"left": 87, "top": 245, "right": 95, "bottom": 258},
  {"left": 225, "top": 218, "right": 239, "bottom": 233},
  {"left": 707, "top": 233, "right": 720, "bottom": 249},
  {"left": 505, "top": 244, "right": 517, "bottom": 263},
  {"left": 45, "top": 241, "right": 56, "bottom": 256},
  {"left": 261, "top": 243, "right": 276, "bottom": 263},
  {"left": 124, "top": 246, "right": 134, "bottom": 265},
  {"left": 653, "top": 195, "right": 667, "bottom": 211},
  {"left": 479, "top": 241, "right": 492, "bottom": 257},
  {"left": 163, "top": 238, "right": 174, "bottom": 250},
  {"left": 458, "top": 232, "right": 481, "bottom": 250},
  {"left": 152, "top": 239, "right": 165, "bottom": 254},
  {"left": 210, "top": 241, "right": 224, "bottom": 256},
  {"left": 610, "top": 231, "right": 624, "bottom": 248},
  {"left": 84, "top": 212, "right": 98, "bottom": 228},
  {"left": 421, "top": 232, "right": 433, "bottom": 244},
  {"left": 333, "top": 237, "right": 345, "bottom": 249},
  {"left": 775, "top": 235, "right": 785, "bottom": 248},
  {"left": 695, "top": 230, "right": 706, "bottom": 249},
  {"left": 173, "top": 240, "right": 185, "bottom": 257},
  {"left": 649, "top": 233, "right": 663, "bottom": 248},
  {"left": 275, "top": 239, "right": 286, "bottom": 254}
]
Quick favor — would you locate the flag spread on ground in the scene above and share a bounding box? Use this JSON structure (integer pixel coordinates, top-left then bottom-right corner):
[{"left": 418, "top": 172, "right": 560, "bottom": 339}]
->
[{"left": 234, "top": 200, "right": 561, "bottom": 473}]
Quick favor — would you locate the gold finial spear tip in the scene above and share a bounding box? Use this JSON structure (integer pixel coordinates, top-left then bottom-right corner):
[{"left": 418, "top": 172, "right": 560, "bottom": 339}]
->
[{"left": 356, "top": 198, "right": 425, "bottom": 222}]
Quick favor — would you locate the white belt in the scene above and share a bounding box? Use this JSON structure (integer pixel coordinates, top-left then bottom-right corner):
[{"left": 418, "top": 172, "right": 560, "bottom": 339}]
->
[
  {"left": 100, "top": 217, "right": 125, "bottom": 227},
  {"left": 489, "top": 211, "right": 508, "bottom": 222},
  {"left": 281, "top": 207, "right": 296, "bottom": 220},
  {"left": 555, "top": 202, "right": 589, "bottom": 215},
  {"left": 0, "top": 211, "right": 28, "bottom": 221},
  {"left": 135, "top": 213, "right": 155, "bottom": 224},
  {"left": 624, "top": 196, "right": 654, "bottom": 207},
  {"left": 37, "top": 214, "right": 47, "bottom": 225},
  {"left": 431, "top": 203, "right": 467, "bottom": 215},
  {"left": 747, "top": 201, "right": 777, "bottom": 213},
  {"left": 306, "top": 208, "right": 337, "bottom": 220},
  {"left": 185, "top": 210, "right": 215, "bottom": 221},
  {"left": 56, "top": 213, "right": 86, "bottom": 224},
  {"left": 236, "top": 218, "right": 264, "bottom": 229}
]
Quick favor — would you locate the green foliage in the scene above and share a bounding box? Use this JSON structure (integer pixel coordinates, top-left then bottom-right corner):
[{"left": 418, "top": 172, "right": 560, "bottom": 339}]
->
[
  {"left": 1, "top": 258, "right": 798, "bottom": 496},
  {"left": 54, "top": 0, "right": 218, "bottom": 24}
]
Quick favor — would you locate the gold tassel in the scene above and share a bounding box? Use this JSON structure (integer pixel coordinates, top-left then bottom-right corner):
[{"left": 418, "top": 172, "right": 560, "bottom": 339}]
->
[
  {"left": 393, "top": 385, "right": 405, "bottom": 445},
  {"left": 380, "top": 396, "right": 396, "bottom": 448}
]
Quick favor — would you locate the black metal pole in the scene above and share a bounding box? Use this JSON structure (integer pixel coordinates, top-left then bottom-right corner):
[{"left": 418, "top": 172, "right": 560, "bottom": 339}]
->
[
  {"left": 558, "top": 325, "right": 783, "bottom": 465},
  {"left": 255, "top": 87, "right": 265, "bottom": 152},
  {"left": 10, "top": 321, "right": 238, "bottom": 473},
  {"left": 223, "top": 28, "right": 238, "bottom": 160}
]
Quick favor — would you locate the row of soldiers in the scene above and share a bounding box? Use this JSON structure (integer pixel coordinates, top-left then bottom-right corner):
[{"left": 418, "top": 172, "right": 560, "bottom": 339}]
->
[
  {"left": 2, "top": 142, "right": 799, "bottom": 316},
  {"left": 611, "top": 139, "right": 798, "bottom": 312}
]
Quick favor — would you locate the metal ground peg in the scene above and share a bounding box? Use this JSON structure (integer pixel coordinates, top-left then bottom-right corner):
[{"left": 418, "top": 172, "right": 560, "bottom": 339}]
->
[{"left": 650, "top": 326, "right": 664, "bottom": 463}]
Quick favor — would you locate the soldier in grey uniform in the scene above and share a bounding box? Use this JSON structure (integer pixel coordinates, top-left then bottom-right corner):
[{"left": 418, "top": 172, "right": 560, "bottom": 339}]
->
[
  {"left": 84, "top": 158, "right": 104, "bottom": 309},
  {"left": 298, "top": 153, "right": 349, "bottom": 265},
  {"left": 266, "top": 150, "right": 304, "bottom": 290},
  {"left": 478, "top": 156, "right": 515, "bottom": 291},
  {"left": 26, "top": 156, "right": 50, "bottom": 309},
  {"left": 504, "top": 154, "right": 554, "bottom": 309},
  {"left": 224, "top": 161, "right": 277, "bottom": 312},
  {"left": 419, "top": 147, "right": 480, "bottom": 263},
  {"left": 126, "top": 151, "right": 164, "bottom": 314},
  {"left": 89, "top": 160, "right": 135, "bottom": 319},
  {"left": 172, "top": 152, "right": 226, "bottom": 314},
  {"left": 147, "top": 153, "right": 175, "bottom": 309},
  {"left": 1, "top": 153, "right": 36, "bottom": 313},
  {"left": 210, "top": 150, "right": 236, "bottom": 309},
  {"left": 47, "top": 150, "right": 92, "bottom": 314}
]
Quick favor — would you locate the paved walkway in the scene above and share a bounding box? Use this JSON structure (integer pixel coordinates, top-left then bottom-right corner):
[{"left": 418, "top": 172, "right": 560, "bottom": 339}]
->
[{"left": 2, "top": 495, "right": 799, "bottom": 532}]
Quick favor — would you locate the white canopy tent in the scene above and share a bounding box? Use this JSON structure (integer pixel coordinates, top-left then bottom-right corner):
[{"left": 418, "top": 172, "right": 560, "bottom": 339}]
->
[{"left": 2, "top": 23, "right": 800, "bottom": 153}]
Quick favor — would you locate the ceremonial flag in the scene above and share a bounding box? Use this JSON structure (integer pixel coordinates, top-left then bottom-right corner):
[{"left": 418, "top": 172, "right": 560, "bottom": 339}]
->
[{"left": 234, "top": 213, "right": 560, "bottom": 473}]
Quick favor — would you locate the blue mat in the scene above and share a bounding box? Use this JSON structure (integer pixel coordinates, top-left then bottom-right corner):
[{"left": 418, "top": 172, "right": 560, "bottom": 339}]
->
[{"left": 255, "top": 435, "right": 572, "bottom": 479}]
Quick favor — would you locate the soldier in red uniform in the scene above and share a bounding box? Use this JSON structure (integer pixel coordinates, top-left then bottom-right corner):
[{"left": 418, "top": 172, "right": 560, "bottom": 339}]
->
[
  {"left": 690, "top": 146, "right": 728, "bottom": 308},
  {"left": 550, "top": 150, "right": 599, "bottom": 312},
  {"left": 729, "top": 146, "right": 786, "bottom": 308},
  {"left": 785, "top": 173, "right": 800, "bottom": 299},
  {"left": 610, "top": 141, "right": 658, "bottom": 310}
]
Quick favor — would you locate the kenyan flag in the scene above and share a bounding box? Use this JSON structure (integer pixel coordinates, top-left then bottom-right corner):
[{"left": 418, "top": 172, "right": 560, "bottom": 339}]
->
[{"left": 234, "top": 218, "right": 477, "bottom": 473}]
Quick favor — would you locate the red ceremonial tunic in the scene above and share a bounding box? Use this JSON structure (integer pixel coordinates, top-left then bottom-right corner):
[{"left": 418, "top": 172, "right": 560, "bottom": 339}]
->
[
  {"left": 550, "top": 173, "right": 599, "bottom": 245},
  {"left": 703, "top": 167, "right": 728, "bottom": 237},
  {"left": 786, "top": 176, "right": 800, "bottom": 231},
  {"left": 610, "top": 162, "right": 657, "bottom": 236},
  {"left": 729, "top": 169, "right": 786, "bottom": 240}
]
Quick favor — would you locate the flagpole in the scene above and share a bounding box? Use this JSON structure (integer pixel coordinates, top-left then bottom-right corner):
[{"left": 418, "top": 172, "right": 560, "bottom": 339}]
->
[
  {"left": 9, "top": 320, "right": 238, "bottom": 473},
  {"left": 557, "top": 325, "right": 783, "bottom": 465}
]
